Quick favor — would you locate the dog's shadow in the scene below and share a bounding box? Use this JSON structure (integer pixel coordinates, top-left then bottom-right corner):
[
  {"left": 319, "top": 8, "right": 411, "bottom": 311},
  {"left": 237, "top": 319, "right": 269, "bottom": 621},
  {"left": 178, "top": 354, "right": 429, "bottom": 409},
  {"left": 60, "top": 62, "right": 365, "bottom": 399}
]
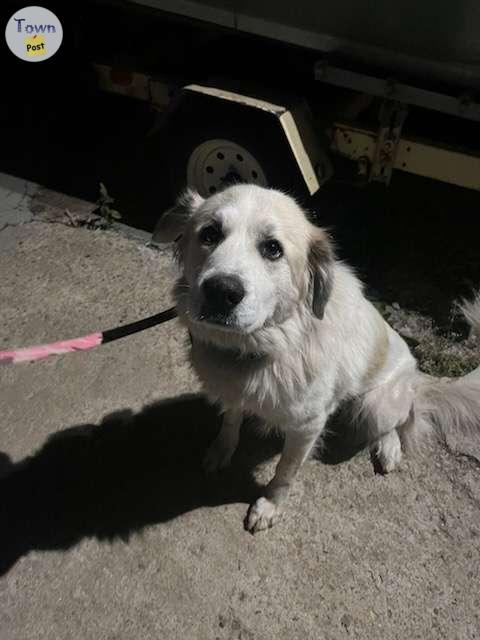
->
[
  {"left": 0, "top": 395, "right": 281, "bottom": 576},
  {"left": 0, "top": 395, "right": 366, "bottom": 576}
]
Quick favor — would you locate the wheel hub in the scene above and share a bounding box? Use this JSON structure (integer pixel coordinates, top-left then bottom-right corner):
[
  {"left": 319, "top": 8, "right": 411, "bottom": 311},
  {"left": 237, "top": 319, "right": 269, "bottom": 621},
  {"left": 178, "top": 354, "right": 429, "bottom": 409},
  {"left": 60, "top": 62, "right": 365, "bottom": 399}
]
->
[{"left": 187, "top": 139, "right": 267, "bottom": 197}]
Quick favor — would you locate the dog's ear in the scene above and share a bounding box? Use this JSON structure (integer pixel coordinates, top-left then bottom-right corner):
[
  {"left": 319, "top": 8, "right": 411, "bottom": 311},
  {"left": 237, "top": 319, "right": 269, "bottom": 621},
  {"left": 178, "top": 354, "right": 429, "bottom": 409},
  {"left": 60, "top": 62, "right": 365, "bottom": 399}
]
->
[
  {"left": 152, "top": 189, "right": 204, "bottom": 244},
  {"left": 308, "top": 226, "right": 334, "bottom": 319}
]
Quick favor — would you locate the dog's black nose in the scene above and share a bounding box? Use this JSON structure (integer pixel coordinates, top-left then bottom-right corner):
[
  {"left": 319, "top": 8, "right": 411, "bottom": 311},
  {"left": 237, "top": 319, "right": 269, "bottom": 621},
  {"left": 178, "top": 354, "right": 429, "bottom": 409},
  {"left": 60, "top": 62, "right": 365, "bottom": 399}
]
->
[{"left": 202, "top": 275, "right": 245, "bottom": 312}]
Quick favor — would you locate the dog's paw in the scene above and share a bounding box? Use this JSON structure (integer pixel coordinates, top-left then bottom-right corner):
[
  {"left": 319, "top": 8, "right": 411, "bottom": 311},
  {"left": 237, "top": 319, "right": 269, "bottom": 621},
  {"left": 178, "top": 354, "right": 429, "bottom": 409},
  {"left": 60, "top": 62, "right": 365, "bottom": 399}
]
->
[
  {"left": 373, "top": 430, "right": 402, "bottom": 474},
  {"left": 202, "top": 440, "right": 234, "bottom": 474},
  {"left": 245, "top": 497, "right": 281, "bottom": 534}
]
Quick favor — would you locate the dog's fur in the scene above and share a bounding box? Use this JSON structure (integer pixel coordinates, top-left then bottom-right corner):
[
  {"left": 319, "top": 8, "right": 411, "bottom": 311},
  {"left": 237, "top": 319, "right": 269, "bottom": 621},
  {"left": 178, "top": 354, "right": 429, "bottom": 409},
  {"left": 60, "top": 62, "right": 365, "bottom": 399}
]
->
[{"left": 154, "top": 184, "right": 480, "bottom": 533}]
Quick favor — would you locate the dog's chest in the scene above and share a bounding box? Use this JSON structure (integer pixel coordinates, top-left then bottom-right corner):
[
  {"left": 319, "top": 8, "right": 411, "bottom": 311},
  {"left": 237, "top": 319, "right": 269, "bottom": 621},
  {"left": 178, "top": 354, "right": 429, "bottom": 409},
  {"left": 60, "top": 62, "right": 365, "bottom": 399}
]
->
[{"left": 190, "top": 342, "right": 320, "bottom": 423}]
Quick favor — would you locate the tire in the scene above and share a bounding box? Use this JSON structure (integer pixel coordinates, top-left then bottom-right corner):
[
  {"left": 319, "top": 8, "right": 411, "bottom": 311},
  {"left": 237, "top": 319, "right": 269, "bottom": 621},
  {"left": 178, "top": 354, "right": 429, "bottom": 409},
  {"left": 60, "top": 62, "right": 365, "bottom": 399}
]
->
[{"left": 162, "top": 99, "right": 309, "bottom": 203}]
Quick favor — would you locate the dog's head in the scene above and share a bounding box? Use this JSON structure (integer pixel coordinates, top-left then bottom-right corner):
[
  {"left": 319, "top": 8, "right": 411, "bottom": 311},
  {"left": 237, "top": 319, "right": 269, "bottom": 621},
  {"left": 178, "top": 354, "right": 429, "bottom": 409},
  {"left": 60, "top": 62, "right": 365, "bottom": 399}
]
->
[{"left": 154, "top": 185, "right": 334, "bottom": 339}]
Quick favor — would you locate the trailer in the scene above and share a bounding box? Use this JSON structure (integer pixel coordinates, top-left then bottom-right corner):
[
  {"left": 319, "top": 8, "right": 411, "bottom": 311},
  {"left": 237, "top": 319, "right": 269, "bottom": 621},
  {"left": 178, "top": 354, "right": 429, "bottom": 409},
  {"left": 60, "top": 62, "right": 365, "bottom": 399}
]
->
[{"left": 89, "top": 0, "right": 480, "bottom": 198}]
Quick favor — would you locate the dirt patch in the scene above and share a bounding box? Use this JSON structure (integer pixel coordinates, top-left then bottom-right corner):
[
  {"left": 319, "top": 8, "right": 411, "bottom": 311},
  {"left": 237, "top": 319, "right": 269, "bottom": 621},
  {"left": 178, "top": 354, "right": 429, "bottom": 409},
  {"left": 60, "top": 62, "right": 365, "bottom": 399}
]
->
[{"left": 374, "top": 301, "right": 478, "bottom": 377}]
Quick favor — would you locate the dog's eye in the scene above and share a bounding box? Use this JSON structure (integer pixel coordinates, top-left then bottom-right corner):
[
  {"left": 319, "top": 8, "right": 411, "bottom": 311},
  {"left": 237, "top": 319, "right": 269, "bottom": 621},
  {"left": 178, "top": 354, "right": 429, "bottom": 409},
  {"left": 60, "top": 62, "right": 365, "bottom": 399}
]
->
[
  {"left": 260, "top": 239, "right": 283, "bottom": 261},
  {"left": 199, "top": 223, "right": 222, "bottom": 246}
]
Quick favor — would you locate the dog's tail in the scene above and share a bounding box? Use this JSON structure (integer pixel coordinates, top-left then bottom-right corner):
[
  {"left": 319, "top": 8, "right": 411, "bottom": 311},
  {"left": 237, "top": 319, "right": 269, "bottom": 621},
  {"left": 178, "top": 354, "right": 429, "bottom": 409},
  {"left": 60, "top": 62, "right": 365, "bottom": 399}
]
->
[
  {"left": 407, "top": 293, "right": 480, "bottom": 446},
  {"left": 459, "top": 291, "right": 480, "bottom": 338}
]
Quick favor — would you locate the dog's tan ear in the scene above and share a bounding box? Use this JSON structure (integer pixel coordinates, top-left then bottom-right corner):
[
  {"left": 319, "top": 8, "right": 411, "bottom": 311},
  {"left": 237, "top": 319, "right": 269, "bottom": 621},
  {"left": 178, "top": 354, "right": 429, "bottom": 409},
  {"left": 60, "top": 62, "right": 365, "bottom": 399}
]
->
[
  {"left": 152, "top": 189, "right": 204, "bottom": 244},
  {"left": 308, "top": 226, "right": 334, "bottom": 319}
]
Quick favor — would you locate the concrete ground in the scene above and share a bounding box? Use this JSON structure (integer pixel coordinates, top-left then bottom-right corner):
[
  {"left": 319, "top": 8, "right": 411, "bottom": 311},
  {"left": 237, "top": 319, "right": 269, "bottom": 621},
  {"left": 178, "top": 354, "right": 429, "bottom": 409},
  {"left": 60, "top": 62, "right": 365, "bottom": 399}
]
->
[{"left": 1, "top": 175, "right": 479, "bottom": 640}]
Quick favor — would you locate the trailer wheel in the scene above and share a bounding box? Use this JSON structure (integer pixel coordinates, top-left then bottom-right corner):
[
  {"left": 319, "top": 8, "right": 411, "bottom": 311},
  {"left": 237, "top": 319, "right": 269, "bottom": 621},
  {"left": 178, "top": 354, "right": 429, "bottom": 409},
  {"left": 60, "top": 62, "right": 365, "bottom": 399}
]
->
[
  {"left": 164, "top": 103, "right": 308, "bottom": 201},
  {"left": 186, "top": 138, "right": 268, "bottom": 196}
]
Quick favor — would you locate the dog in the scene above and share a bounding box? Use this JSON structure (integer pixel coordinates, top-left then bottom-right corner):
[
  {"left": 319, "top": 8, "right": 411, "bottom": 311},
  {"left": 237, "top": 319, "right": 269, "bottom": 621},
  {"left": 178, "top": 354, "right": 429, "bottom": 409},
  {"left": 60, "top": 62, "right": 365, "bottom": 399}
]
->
[{"left": 153, "top": 184, "right": 480, "bottom": 534}]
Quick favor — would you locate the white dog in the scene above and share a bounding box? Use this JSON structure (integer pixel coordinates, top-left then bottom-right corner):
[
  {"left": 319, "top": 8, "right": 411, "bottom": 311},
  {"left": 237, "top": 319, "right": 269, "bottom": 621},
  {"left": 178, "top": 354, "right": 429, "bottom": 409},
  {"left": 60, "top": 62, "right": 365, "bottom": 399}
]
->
[{"left": 154, "top": 184, "right": 480, "bottom": 533}]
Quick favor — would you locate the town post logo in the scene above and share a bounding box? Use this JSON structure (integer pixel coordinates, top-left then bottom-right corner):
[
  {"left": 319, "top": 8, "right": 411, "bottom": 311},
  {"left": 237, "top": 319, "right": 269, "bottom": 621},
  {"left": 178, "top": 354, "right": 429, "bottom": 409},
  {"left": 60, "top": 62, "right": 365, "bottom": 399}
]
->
[{"left": 5, "top": 6, "right": 63, "bottom": 62}]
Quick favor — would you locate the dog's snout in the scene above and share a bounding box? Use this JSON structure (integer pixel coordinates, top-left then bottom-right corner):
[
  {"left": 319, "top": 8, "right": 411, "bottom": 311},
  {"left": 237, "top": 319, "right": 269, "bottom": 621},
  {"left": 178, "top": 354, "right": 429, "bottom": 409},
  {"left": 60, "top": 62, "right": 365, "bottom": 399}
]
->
[{"left": 202, "top": 275, "right": 245, "bottom": 312}]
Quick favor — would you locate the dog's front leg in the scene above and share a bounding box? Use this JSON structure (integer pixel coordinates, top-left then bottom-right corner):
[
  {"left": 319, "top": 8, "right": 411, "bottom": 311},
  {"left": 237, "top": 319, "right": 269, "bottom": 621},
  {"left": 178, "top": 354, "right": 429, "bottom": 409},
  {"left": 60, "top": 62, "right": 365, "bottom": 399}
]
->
[
  {"left": 245, "top": 422, "right": 322, "bottom": 534},
  {"left": 203, "top": 409, "right": 243, "bottom": 473}
]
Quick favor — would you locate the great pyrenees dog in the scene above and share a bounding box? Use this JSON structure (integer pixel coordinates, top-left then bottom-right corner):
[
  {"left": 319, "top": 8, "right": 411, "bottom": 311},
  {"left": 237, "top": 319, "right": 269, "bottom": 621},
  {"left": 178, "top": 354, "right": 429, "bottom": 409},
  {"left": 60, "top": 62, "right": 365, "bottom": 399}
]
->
[{"left": 154, "top": 184, "right": 480, "bottom": 534}]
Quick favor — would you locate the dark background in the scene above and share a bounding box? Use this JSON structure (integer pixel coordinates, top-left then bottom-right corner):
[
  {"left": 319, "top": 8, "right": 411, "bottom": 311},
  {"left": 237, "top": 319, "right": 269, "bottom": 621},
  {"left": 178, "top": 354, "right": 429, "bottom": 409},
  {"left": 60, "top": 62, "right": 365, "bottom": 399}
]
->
[{"left": 2, "top": 0, "right": 480, "bottom": 326}]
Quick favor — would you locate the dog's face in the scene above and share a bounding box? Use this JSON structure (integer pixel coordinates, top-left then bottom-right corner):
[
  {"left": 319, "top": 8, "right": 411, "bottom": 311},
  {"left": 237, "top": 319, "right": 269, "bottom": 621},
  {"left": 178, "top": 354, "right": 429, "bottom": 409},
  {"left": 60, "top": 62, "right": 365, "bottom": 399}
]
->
[{"left": 154, "top": 185, "right": 333, "bottom": 338}]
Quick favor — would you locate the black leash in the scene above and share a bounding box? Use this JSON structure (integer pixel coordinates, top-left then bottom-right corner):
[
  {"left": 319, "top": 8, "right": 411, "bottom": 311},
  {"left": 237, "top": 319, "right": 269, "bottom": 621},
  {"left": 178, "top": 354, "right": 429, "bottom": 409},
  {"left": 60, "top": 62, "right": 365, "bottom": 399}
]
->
[{"left": 102, "top": 307, "right": 178, "bottom": 344}]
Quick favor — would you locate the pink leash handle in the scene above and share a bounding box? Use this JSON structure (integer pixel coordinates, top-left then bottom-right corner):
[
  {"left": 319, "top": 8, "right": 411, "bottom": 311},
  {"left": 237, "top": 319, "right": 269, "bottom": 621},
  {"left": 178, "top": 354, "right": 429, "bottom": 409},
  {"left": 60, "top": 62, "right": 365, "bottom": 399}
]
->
[
  {"left": 0, "top": 333, "right": 103, "bottom": 365},
  {"left": 0, "top": 307, "right": 177, "bottom": 365}
]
